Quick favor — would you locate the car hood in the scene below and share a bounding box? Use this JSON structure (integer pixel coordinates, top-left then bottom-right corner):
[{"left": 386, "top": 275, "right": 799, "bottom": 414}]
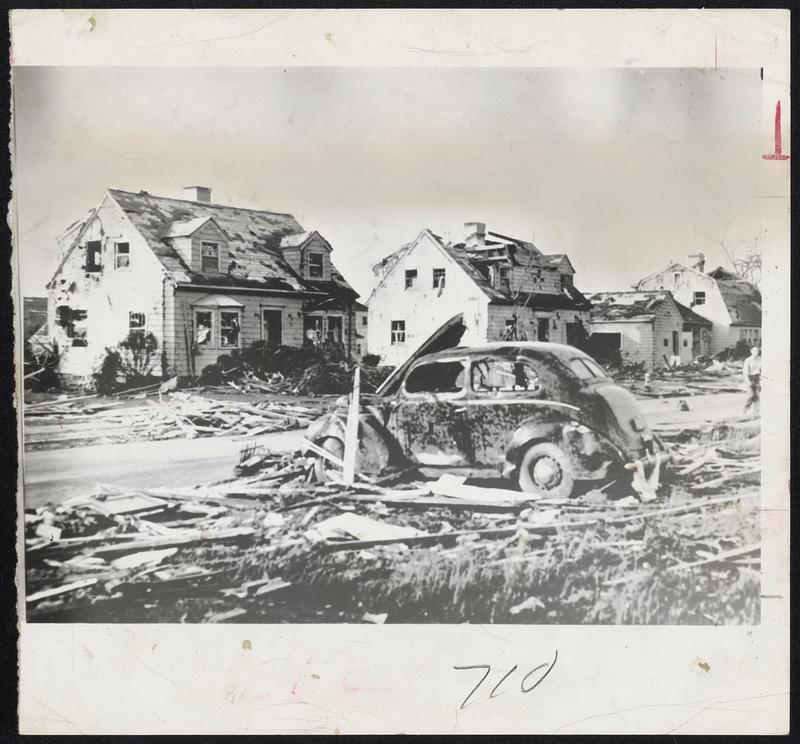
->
[{"left": 375, "top": 313, "right": 467, "bottom": 397}]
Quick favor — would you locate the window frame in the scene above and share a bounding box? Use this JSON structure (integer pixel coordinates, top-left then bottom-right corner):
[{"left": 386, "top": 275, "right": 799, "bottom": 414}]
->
[
  {"left": 390, "top": 319, "right": 406, "bottom": 345},
  {"left": 307, "top": 251, "right": 324, "bottom": 279},
  {"left": 114, "top": 242, "right": 131, "bottom": 270},
  {"left": 201, "top": 241, "right": 220, "bottom": 272},
  {"left": 128, "top": 311, "right": 146, "bottom": 332},
  {"left": 86, "top": 241, "right": 102, "bottom": 272},
  {"left": 194, "top": 310, "right": 214, "bottom": 348},
  {"left": 402, "top": 358, "right": 468, "bottom": 400},
  {"left": 405, "top": 269, "right": 418, "bottom": 289},
  {"left": 219, "top": 308, "right": 241, "bottom": 348},
  {"left": 432, "top": 267, "right": 446, "bottom": 289},
  {"left": 470, "top": 356, "right": 542, "bottom": 397},
  {"left": 692, "top": 291, "right": 706, "bottom": 306}
]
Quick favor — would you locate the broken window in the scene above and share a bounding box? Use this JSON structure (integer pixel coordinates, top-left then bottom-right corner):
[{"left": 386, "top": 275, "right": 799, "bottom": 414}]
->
[
  {"left": 304, "top": 316, "right": 323, "bottom": 346},
  {"left": 86, "top": 241, "right": 102, "bottom": 272},
  {"left": 537, "top": 317, "right": 550, "bottom": 342},
  {"left": 405, "top": 269, "right": 418, "bottom": 289},
  {"left": 560, "top": 273, "right": 572, "bottom": 291},
  {"left": 432, "top": 268, "right": 446, "bottom": 289},
  {"left": 308, "top": 252, "right": 324, "bottom": 278},
  {"left": 692, "top": 291, "right": 706, "bottom": 306},
  {"left": 405, "top": 360, "right": 465, "bottom": 395},
  {"left": 201, "top": 242, "right": 219, "bottom": 272},
  {"left": 220, "top": 310, "right": 241, "bottom": 347},
  {"left": 195, "top": 310, "right": 212, "bottom": 346},
  {"left": 569, "top": 357, "right": 606, "bottom": 380},
  {"left": 471, "top": 358, "right": 541, "bottom": 394},
  {"left": 114, "top": 242, "right": 130, "bottom": 269},
  {"left": 390, "top": 320, "right": 406, "bottom": 344},
  {"left": 498, "top": 266, "right": 511, "bottom": 291},
  {"left": 129, "top": 312, "right": 146, "bottom": 333},
  {"left": 57, "top": 306, "right": 88, "bottom": 346}
]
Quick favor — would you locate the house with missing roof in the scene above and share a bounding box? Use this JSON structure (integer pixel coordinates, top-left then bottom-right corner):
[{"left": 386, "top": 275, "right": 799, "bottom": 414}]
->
[
  {"left": 366, "top": 222, "right": 592, "bottom": 367},
  {"left": 587, "top": 290, "right": 713, "bottom": 369},
  {"left": 633, "top": 253, "right": 762, "bottom": 355},
  {"left": 46, "top": 186, "right": 364, "bottom": 381}
]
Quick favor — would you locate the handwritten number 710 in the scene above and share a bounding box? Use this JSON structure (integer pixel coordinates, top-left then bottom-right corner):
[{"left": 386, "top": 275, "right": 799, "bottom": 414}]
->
[{"left": 453, "top": 650, "right": 558, "bottom": 710}]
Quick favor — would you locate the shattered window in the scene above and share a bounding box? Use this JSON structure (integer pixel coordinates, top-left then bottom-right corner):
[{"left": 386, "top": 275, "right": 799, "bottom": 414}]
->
[
  {"left": 308, "top": 252, "right": 324, "bottom": 278},
  {"left": 390, "top": 320, "right": 405, "bottom": 344},
  {"left": 405, "top": 361, "right": 465, "bottom": 395},
  {"left": 201, "top": 242, "right": 220, "bottom": 272},
  {"left": 405, "top": 269, "right": 417, "bottom": 288},
  {"left": 129, "top": 312, "right": 146, "bottom": 332},
  {"left": 569, "top": 357, "right": 606, "bottom": 380},
  {"left": 220, "top": 310, "right": 241, "bottom": 347},
  {"left": 471, "top": 358, "right": 541, "bottom": 394},
  {"left": 432, "top": 268, "right": 446, "bottom": 289},
  {"left": 70, "top": 309, "right": 88, "bottom": 347},
  {"left": 114, "top": 242, "right": 130, "bottom": 269},
  {"left": 195, "top": 311, "right": 213, "bottom": 346}
]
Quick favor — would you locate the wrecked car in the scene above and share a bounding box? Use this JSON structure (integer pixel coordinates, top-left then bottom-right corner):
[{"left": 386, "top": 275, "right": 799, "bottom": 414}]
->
[{"left": 303, "top": 315, "right": 664, "bottom": 499}]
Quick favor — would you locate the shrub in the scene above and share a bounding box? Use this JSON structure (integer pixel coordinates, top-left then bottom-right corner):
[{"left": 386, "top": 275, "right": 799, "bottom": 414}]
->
[
  {"left": 361, "top": 353, "right": 381, "bottom": 367},
  {"left": 93, "top": 331, "right": 161, "bottom": 393}
]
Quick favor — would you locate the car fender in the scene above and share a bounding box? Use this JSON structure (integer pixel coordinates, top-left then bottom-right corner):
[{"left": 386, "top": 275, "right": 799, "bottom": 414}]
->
[
  {"left": 504, "top": 417, "right": 627, "bottom": 480},
  {"left": 302, "top": 411, "right": 394, "bottom": 474}
]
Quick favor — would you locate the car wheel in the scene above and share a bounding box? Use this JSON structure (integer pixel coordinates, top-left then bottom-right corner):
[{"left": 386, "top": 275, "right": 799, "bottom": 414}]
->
[
  {"left": 313, "top": 436, "right": 345, "bottom": 482},
  {"left": 518, "top": 442, "right": 575, "bottom": 499}
]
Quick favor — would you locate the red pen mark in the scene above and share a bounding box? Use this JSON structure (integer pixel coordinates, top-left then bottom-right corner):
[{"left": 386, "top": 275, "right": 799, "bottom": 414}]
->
[{"left": 763, "top": 100, "right": 789, "bottom": 160}]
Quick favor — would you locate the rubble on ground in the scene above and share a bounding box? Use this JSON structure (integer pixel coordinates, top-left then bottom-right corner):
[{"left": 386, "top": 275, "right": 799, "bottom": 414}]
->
[
  {"left": 23, "top": 389, "right": 323, "bottom": 450},
  {"left": 24, "top": 419, "right": 761, "bottom": 624}
]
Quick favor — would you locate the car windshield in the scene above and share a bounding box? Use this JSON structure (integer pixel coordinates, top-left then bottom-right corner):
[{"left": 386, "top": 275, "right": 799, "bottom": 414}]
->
[{"left": 569, "top": 357, "right": 607, "bottom": 380}]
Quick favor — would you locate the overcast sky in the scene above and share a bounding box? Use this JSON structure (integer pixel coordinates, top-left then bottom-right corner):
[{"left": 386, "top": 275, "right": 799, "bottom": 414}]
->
[{"left": 12, "top": 66, "right": 764, "bottom": 298}]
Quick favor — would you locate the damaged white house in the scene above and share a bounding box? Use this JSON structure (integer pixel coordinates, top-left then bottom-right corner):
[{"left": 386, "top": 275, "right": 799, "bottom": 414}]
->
[
  {"left": 367, "top": 222, "right": 592, "bottom": 366},
  {"left": 45, "top": 187, "right": 365, "bottom": 381},
  {"left": 633, "top": 253, "right": 762, "bottom": 354}
]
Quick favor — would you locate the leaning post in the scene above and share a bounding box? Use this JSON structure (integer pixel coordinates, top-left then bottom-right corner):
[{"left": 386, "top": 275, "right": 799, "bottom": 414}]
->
[{"left": 342, "top": 365, "right": 361, "bottom": 485}]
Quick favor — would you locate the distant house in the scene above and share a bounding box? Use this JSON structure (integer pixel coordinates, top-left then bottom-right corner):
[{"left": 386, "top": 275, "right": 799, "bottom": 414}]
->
[
  {"left": 588, "top": 290, "right": 712, "bottom": 369},
  {"left": 46, "top": 187, "right": 363, "bottom": 381},
  {"left": 633, "top": 253, "right": 761, "bottom": 354},
  {"left": 22, "top": 297, "right": 47, "bottom": 343},
  {"left": 367, "top": 222, "right": 591, "bottom": 367}
]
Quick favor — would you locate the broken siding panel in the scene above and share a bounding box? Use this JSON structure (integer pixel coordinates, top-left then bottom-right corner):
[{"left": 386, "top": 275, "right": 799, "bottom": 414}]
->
[{"left": 49, "top": 197, "right": 168, "bottom": 377}]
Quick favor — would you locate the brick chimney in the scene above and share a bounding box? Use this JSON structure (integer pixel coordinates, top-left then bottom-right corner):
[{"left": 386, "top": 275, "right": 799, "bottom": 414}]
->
[
  {"left": 464, "top": 221, "right": 486, "bottom": 250},
  {"left": 688, "top": 252, "right": 705, "bottom": 273},
  {"left": 183, "top": 185, "right": 212, "bottom": 203}
]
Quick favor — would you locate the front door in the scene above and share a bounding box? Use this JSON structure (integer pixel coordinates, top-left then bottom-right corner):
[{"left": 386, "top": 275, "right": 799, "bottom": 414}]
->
[
  {"left": 672, "top": 330, "right": 679, "bottom": 356},
  {"left": 262, "top": 309, "right": 282, "bottom": 346},
  {"left": 537, "top": 317, "right": 550, "bottom": 342},
  {"left": 389, "top": 357, "right": 472, "bottom": 468}
]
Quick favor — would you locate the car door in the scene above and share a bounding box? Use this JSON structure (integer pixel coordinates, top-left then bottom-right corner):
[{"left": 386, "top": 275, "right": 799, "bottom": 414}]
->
[
  {"left": 466, "top": 354, "right": 557, "bottom": 467},
  {"left": 389, "top": 356, "right": 473, "bottom": 468}
]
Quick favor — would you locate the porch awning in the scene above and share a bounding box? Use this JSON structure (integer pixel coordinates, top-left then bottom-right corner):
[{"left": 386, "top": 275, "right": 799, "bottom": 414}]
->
[{"left": 190, "top": 293, "right": 244, "bottom": 308}]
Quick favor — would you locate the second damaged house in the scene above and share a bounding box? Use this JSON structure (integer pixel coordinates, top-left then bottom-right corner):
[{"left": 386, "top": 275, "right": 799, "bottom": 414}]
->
[
  {"left": 45, "top": 187, "right": 363, "bottom": 382},
  {"left": 367, "top": 222, "right": 592, "bottom": 366}
]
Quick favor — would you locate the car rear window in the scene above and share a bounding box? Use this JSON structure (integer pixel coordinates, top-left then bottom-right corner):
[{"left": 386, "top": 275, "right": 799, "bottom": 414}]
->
[
  {"left": 471, "top": 358, "right": 541, "bottom": 394},
  {"left": 405, "top": 360, "right": 466, "bottom": 394},
  {"left": 569, "top": 358, "right": 607, "bottom": 379}
]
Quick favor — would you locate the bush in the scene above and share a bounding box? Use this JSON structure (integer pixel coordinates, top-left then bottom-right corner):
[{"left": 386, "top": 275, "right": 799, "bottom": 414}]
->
[
  {"left": 93, "top": 331, "right": 161, "bottom": 394},
  {"left": 361, "top": 353, "right": 381, "bottom": 367}
]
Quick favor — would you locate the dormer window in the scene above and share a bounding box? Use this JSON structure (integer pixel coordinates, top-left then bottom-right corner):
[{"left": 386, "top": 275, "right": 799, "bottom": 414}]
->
[
  {"left": 201, "top": 242, "right": 220, "bottom": 272},
  {"left": 308, "top": 252, "right": 324, "bottom": 278}
]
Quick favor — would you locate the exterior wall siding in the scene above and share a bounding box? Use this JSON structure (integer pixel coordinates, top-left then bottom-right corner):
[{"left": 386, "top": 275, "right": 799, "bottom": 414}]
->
[
  {"left": 367, "top": 232, "right": 489, "bottom": 367},
  {"left": 486, "top": 305, "right": 589, "bottom": 345},
  {"left": 589, "top": 320, "right": 656, "bottom": 368},
  {"left": 48, "top": 195, "right": 168, "bottom": 380}
]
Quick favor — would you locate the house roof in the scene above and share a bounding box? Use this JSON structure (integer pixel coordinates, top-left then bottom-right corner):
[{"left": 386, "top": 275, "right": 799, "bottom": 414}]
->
[
  {"left": 715, "top": 279, "right": 762, "bottom": 326},
  {"left": 674, "top": 299, "right": 713, "bottom": 327},
  {"left": 368, "top": 228, "right": 589, "bottom": 312},
  {"left": 588, "top": 291, "right": 672, "bottom": 322},
  {"left": 105, "top": 189, "right": 357, "bottom": 298}
]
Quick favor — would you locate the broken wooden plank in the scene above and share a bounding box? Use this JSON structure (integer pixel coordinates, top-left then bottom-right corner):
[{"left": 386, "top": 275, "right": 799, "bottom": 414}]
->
[
  {"left": 668, "top": 544, "right": 761, "bottom": 571},
  {"left": 27, "top": 578, "right": 98, "bottom": 604}
]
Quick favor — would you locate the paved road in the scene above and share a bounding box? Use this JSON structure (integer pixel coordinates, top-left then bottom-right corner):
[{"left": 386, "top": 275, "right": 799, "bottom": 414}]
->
[
  {"left": 22, "top": 430, "right": 305, "bottom": 509},
  {"left": 21, "top": 391, "right": 746, "bottom": 510}
]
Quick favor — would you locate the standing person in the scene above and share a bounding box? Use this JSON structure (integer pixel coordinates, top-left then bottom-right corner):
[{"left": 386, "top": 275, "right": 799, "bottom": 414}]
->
[{"left": 742, "top": 344, "right": 762, "bottom": 416}]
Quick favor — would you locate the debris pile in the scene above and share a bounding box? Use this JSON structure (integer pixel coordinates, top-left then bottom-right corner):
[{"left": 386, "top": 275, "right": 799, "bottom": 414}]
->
[
  {"left": 25, "top": 423, "right": 761, "bottom": 624},
  {"left": 620, "top": 361, "right": 746, "bottom": 399},
  {"left": 24, "top": 391, "right": 323, "bottom": 450}
]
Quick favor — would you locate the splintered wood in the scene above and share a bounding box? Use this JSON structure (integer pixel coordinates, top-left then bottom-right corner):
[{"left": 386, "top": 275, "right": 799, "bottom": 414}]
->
[
  {"left": 24, "top": 391, "right": 320, "bottom": 449},
  {"left": 24, "top": 416, "right": 762, "bottom": 624}
]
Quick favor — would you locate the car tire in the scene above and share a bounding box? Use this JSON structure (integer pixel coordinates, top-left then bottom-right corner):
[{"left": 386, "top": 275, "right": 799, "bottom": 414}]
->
[
  {"left": 518, "top": 442, "right": 575, "bottom": 499},
  {"left": 313, "top": 436, "right": 345, "bottom": 482}
]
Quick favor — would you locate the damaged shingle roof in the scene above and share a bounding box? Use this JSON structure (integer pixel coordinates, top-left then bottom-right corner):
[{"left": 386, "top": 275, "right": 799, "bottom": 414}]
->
[
  {"left": 715, "top": 279, "right": 762, "bottom": 326},
  {"left": 588, "top": 291, "right": 672, "bottom": 322},
  {"left": 108, "top": 189, "right": 356, "bottom": 297}
]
